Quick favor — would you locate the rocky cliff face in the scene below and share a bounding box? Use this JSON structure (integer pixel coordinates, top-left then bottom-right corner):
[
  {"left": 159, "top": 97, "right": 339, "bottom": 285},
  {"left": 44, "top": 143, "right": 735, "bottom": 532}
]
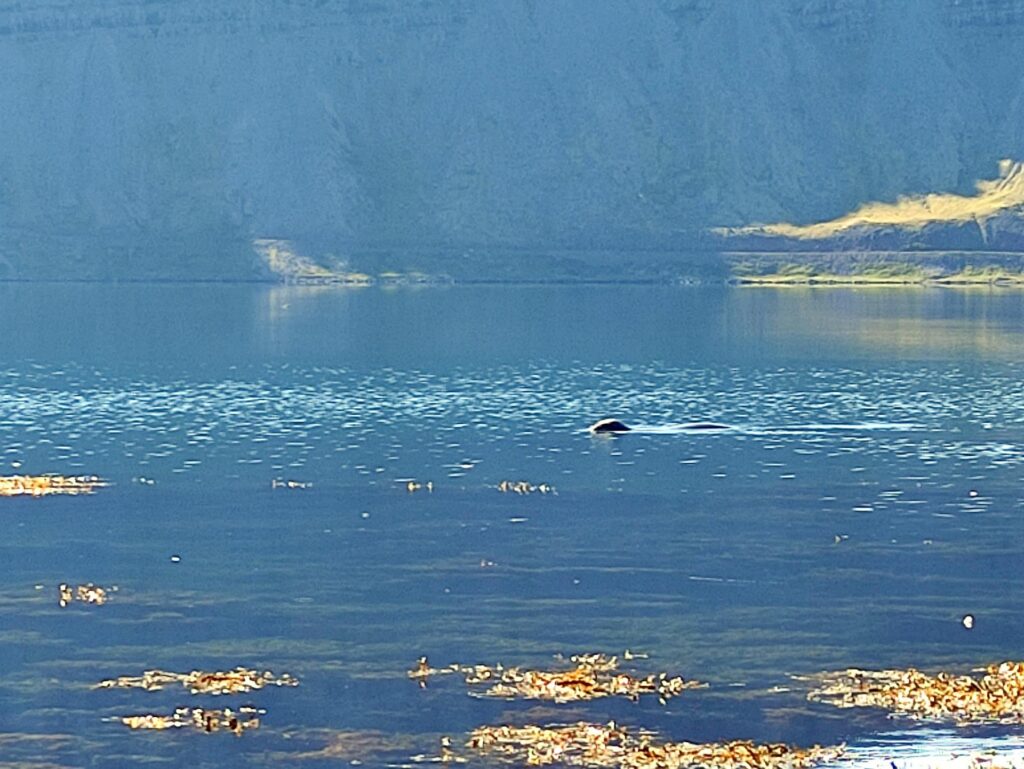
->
[{"left": 2, "top": 0, "right": 1024, "bottom": 278}]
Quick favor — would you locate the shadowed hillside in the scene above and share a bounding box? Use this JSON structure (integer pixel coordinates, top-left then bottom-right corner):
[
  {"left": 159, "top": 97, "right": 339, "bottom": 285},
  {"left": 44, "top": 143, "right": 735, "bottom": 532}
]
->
[{"left": 3, "top": 0, "right": 1024, "bottom": 279}]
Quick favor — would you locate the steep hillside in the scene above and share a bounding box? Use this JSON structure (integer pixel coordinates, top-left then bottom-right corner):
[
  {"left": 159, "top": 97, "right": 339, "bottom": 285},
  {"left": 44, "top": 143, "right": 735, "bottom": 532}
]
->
[{"left": 2, "top": 1, "right": 1024, "bottom": 278}]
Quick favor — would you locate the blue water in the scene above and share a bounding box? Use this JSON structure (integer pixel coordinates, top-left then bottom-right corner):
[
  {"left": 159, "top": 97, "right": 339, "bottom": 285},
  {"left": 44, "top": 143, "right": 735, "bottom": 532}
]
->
[{"left": 1, "top": 283, "right": 1023, "bottom": 767}]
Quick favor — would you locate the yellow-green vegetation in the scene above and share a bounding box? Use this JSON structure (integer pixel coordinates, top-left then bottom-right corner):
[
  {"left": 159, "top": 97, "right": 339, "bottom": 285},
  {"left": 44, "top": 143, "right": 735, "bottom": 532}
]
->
[
  {"left": 468, "top": 722, "right": 843, "bottom": 769},
  {"left": 254, "top": 239, "right": 372, "bottom": 285},
  {"left": 733, "top": 261, "right": 930, "bottom": 285},
  {"left": 933, "top": 266, "right": 1024, "bottom": 284},
  {"left": 807, "top": 661, "right": 1024, "bottom": 724},
  {"left": 718, "top": 159, "right": 1024, "bottom": 240},
  {"left": 732, "top": 261, "right": 1024, "bottom": 285}
]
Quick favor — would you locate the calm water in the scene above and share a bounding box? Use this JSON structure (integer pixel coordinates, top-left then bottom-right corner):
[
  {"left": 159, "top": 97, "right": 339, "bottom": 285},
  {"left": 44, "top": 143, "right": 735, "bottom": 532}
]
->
[{"left": 1, "top": 283, "right": 1023, "bottom": 767}]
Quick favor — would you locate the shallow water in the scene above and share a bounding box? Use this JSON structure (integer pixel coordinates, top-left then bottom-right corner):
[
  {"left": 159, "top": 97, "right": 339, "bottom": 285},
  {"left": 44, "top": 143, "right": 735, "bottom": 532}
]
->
[{"left": 1, "top": 283, "right": 1023, "bottom": 767}]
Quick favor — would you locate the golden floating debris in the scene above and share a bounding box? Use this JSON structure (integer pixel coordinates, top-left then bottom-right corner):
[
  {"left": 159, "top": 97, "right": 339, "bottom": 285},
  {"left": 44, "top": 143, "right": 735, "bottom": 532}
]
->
[
  {"left": 406, "top": 480, "right": 434, "bottom": 493},
  {"left": 271, "top": 478, "right": 311, "bottom": 489},
  {"left": 119, "top": 706, "right": 263, "bottom": 736},
  {"left": 0, "top": 474, "right": 105, "bottom": 497},
  {"left": 497, "top": 480, "right": 555, "bottom": 495},
  {"left": 807, "top": 660, "right": 1024, "bottom": 724},
  {"left": 96, "top": 666, "right": 299, "bottom": 695},
  {"left": 58, "top": 582, "right": 111, "bottom": 608},
  {"left": 468, "top": 721, "right": 843, "bottom": 769},
  {"left": 409, "top": 653, "right": 702, "bottom": 704}
]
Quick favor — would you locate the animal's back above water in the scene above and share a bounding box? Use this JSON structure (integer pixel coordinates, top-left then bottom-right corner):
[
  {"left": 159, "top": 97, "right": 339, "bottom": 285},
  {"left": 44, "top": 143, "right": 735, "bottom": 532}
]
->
[
  {"left": 587, "top": 419, "right": 732, "bottom": 434},
  {"left": 588, "top": 419, "right": 631, "bottom": 433}
]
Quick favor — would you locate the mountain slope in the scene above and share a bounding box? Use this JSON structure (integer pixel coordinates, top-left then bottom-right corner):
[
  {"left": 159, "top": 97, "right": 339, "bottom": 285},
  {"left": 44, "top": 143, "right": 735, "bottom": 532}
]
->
[{"left": 1, "top": 1, "right": 1024, "bottom": 278}]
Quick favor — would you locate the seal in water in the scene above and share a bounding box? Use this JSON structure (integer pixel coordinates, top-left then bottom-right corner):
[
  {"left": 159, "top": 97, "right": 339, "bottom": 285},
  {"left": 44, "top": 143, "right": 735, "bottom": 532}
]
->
[
  {"left": 588, "top": 419, "right": 732, "bottom": 434},
  {"left": 588, "top": 418, "right": 631, "bottom": 433}
]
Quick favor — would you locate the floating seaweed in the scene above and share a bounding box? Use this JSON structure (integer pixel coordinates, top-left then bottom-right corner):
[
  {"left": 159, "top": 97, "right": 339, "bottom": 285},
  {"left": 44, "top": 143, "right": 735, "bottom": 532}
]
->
[
  {"left": 807, "top": 661, "right": 1024, "bottom": 725},
  {"left": 409, "top": 653, "right": 701, "bottom": 704},
  {"left": 497, "top": 480, "right": 555, "bottom": 495},
  {"left": 58, "top": 583, "right": 111, "bottom": 608},
  {"left": 467, "top": 721, "right": 843, "bottom": 769},
  {"left": 271, "top": 479, "right": 311, "bottom": 489},
  {"left": 0, "top": 475, "right": 105, "bottom": 497},
  {"left": 119, "top": 706, "right": 263, "bottom": 736},
  {"left": 96, "top": 666, "right": 298, "bottom": 695}
]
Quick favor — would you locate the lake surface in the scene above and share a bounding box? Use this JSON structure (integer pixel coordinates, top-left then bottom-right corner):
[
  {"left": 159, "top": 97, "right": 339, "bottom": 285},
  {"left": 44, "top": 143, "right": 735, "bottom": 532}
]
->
[{"left": 1, "top": 283, "right": 1023, "bottom": 768}]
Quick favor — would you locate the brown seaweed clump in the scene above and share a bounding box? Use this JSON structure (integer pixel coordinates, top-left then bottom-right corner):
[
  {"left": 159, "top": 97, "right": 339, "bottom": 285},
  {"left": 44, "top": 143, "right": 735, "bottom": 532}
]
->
[
  {"left": 96, "top": 667, "right": 298, "bottom": 695},
  {"left": 497, "top": 480, "right": 555, "bottom": 495},
  {"left": 410, "top": 653, "right": 702, "bottom": 705},
  {"left": 120, "top": 706, "right": 263, "bottom": 736},
  {"left": 807, "top": 661, "right": 1024, "bottom": 724},
  {"left": 58, "top": 583, "right": 111, "bottom": 608},
  {"left": 468, "top": 722, "right": 843, "bottom": 769},
  {"left": 0, "top": 475, "right": 105, "bottom": 497}
]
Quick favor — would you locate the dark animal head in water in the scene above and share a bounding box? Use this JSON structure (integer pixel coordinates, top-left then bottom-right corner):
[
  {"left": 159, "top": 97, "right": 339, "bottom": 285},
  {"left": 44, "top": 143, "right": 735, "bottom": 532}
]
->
[{"left": 588, "top": 419, "right": 631, "bottom": 434}]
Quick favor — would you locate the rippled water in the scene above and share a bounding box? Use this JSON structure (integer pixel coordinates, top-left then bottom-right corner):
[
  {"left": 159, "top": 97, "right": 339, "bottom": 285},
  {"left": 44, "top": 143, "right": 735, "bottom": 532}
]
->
[{"left": 1, "top": 283, "right": 1023, "bottom": 767}]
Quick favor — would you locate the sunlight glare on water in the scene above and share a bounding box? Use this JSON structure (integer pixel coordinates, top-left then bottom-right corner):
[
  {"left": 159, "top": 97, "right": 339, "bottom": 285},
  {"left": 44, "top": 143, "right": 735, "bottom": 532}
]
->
[{"left": 0, "top": 283, "right": 1022, "bottom": 767}]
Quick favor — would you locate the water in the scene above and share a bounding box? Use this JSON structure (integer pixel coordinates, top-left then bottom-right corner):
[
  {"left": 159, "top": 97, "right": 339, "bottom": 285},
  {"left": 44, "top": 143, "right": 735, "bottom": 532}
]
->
[{"left": 1, "top": 283, "right": 1023, "bottom": 767}]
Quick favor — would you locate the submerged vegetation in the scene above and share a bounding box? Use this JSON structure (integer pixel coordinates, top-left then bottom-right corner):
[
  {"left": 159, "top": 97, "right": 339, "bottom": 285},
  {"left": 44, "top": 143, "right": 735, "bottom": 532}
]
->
[
  {"left": 23, "top": 465, "right": 1024, "bottom": 760},
  {"left": 16, "top": 458, "right": 1023, "bottom": 764}
]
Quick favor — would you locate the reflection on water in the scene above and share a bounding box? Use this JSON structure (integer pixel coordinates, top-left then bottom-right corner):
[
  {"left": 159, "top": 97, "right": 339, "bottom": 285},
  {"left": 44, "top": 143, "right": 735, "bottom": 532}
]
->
[
  {"left": 0, "top": 283, "right": 1023, "bottom": 767},
  {"left": 733, "top": 286, "right": 1024, "bottom": 358}
]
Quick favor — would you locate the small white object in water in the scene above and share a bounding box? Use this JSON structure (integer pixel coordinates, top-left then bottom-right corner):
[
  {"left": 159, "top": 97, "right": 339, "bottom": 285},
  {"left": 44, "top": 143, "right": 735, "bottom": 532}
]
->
[
  {"left": 170, "top": 555, "right": 181, "bottom": 563},
  {"left": 962, "top": 614, "right": 974, "bottom": 630},
  {"left": 968, "top": 489, "right": 979, "bottom": 497}
]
